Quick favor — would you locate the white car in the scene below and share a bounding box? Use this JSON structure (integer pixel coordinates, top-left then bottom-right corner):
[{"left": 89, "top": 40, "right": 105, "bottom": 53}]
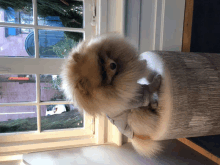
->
[{"left": 46, "top": 104, "right": 66, "bottom": 116}]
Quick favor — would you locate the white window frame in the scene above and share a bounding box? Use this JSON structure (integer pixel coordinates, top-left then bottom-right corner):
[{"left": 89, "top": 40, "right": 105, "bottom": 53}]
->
[
  {"left": 0, "top": 0, "right": 97, "bottom": 155},
  {"left": 0, "top": 0, "right": 187, "bottom": 160},
  {"left": 95, "top": 0, "right": 126, "bottom": 147},
  {"left": 0, "top": 0, "right": 127, "bottom": 161}
]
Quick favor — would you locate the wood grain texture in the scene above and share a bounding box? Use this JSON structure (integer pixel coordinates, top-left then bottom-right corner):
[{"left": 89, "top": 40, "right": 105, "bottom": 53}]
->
[
  {"left": 182, "top": 0, "right": 194, "bottom": 52},
  {"left": 141, "top": 51, "right": 220, "bottom": 140},
  {"left": 157, "top": 51, "right": 220, "bottom": 139},
  {"left": 180, "top": 1, "right": 219, "bottom": 162},
  {"left": 178, "top": 138, "right": 220, "bottom": 164}
]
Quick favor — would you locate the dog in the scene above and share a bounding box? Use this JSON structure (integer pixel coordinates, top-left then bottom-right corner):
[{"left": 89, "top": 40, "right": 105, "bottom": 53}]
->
[{"left": 61, "top": 34, "right": 162, "bottom": 157}]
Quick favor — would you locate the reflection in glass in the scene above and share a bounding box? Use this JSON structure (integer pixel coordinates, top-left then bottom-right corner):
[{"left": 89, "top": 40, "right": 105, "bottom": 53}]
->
[
  {"left": 0, "top": 1, "right": 83, "bottom": 28},
  {"left": 0, "top": 74, "right": 36, "bottom": 103},
  {"left": 23, "top": 30, "right": 83, "bottom": 58},
  {"left": 40, "top": 74, "right": 65, "bottom": 102},
  {"left": 36, "top": 30, "right": 83, "bottom": 58},
  {"left": 41, "top": 104, "right": 83, "bottom": 131},
  {"left": 0, "top": 1, "right": 33, "bottom": 24},
  {"left": 0, "top": 106, "right": 37, "bottom": 133},
  {"left": 37, "top": 1, "right": 83, "bottom": 28}
]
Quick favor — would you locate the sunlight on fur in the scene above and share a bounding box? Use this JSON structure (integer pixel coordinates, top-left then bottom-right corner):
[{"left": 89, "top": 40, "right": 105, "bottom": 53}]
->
[{"left": 61, "top": 34, "right": 163, "bottom": 158}]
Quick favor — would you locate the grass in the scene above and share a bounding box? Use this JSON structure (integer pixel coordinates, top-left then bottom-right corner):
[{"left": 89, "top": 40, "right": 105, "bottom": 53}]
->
[{"left": 0, "top": 110, "right": 83, "bottom": 133}]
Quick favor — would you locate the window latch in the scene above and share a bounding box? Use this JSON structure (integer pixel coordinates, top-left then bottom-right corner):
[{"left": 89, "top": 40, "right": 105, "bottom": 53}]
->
[{"left": 91, "top": 0, "right": 96, "bottom": 26}]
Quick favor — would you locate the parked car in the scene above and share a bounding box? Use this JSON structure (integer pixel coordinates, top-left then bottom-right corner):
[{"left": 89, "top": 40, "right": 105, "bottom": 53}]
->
[{"left": 46, "top": 104, "right": 66, "bottom": 116}]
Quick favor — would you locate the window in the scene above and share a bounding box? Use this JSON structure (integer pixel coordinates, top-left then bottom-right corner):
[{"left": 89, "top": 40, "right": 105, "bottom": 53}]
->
[{"left": 0, "top": 0, "right": 96, "bottom": 154}]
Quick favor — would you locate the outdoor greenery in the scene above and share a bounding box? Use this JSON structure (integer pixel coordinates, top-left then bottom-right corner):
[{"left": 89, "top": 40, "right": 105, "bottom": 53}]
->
[
  {"left": 0, "top": 1, "right": 83, "bottom": 131},
  {"left": 42, "top": 75, "right": 62, "bottom": 91},
  {"left": 53, "top": 34, "right": 78, "bottom": 58},
  {"left": 43, "top": 33, "right": 80, "bottom": 58},
  {"left": 0, "top": 0, "right": 83, "bottom": 26},
  {"left": 41, "top": 74, "right": 66, "bottom": 112},
  {"left": 0, "top": 110, "right": 83, "bottom": 133},
  {"left": 0, "top": 0, "right": 83, "bottom": 41}
]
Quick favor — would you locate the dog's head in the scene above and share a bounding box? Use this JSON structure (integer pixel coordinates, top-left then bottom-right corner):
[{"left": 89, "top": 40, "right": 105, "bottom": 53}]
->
[{"left": 61, "top": 34, "right": 146, "bottom": 116}]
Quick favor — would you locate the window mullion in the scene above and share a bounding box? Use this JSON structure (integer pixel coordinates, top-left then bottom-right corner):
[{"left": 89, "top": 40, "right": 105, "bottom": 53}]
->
[
  {"left": 36, "top": 74, "right": 41, "bottom": 133},
  {"left": 0, "top": 23, "right": 85, "bottom": 33},
  {"left": 36, "top": 26, "right": 85, "bottom": 33},
  {"left": 32, "top": 0, "right": 39, "bottom": 59},
  {"left": 84, "top": 0, "right": 94, "bottom": 39},
  {"left": 0, "top": 101, "right": 74, "bottom": 107},
  {"left": 0, "top": 0, "right": 95, "bottom": 140},
  {"left": 32, "top": 0, "right": 41, "bottom": 132}
]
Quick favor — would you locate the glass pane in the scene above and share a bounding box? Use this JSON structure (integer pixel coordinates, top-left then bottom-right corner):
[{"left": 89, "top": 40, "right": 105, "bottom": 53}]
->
[
  {"left": 37, "top": 1, "right": 83, "bottom": 28},
  {"left": 41, "top": 104, "right": 83, "bottom": 131},
  {"left": 38, "top": 30, "right": 83, "bottom": 58},
  {"left": 0, "top": 1, "right": 33, "bottom": 24},
  {"left": 0, "top": 27, "right": 34, "bottom": 57},
  {"left": 0, "top": 74, "right": 36, "bottom": 103},
  {"left": 40, "top": 74, "right": 65, "bottom": 102},
  {"left": 0, "top": 106, "right": 37, "bottom": 133}
]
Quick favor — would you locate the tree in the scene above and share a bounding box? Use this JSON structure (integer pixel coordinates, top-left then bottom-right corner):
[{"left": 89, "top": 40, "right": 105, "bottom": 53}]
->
[
  {"left": 1, "top": 0, "right": 82, "bottom": 98},
  {"left": 52, "top": 33, "right": 78, "bottom": 58},
  {"left": 0, "top": 0, "right": 83, "bottom": 41}
]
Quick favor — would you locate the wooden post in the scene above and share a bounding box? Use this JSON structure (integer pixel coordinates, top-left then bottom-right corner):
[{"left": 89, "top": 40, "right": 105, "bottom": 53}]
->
[
  {"left": 141, "top": 51, "right": 220, "bottom": 140},
  {"left": 182, "top": 0, "right": 194, "bottom": 52}
]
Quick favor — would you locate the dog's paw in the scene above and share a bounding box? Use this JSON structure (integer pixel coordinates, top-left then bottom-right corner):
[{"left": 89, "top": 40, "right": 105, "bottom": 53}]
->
[
  {"left": 149, "top": 74, "right": 162, "bottom": 93},
  {"left": 150, "top": 93, "right": 159, "bottom": 109},
  {"left": 153, "top": 74, "right": 162, "bottom": 89}
]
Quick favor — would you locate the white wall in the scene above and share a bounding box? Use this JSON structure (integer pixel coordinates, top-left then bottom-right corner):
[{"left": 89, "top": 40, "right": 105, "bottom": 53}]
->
[
  {"left": 125, "top": 0, "right": 185, "bottom": 53},
  {"left": 124, "top": 0, "right": 185, "bottom": 143}
]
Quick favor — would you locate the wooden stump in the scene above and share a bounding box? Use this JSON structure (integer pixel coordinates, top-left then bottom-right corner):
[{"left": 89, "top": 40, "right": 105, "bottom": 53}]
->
[{"left": 141, "top": 51, "right": 220, "bottom": 140}]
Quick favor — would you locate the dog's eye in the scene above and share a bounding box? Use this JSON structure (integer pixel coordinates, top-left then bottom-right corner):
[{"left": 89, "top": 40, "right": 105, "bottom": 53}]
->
[
  {"left": 110, "top": 62, "right": 117, "bottom": 70},
  {"left": 99, "top": 58, "right": 105, "bottom": 65}
]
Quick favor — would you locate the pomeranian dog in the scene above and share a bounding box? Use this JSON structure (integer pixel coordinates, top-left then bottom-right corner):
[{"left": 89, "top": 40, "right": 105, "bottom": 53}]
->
[{"left": 61, "top": 34, "right": 162, "bottom": 157}]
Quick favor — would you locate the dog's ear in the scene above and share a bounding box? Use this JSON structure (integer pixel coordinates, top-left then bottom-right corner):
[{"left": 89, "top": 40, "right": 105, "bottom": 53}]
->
[
  {"left": 76, "top": 78, "right": 90, "bottom": 96},
  {"left": 73, "top": 53, "right": 81, "bottom": 63}
]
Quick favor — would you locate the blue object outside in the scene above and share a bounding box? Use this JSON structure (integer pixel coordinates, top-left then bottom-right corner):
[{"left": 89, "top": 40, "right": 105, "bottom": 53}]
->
[
  {"left": 5, "top": 7, "right": 17, "bottom": 36},
  {"left": 25, "top": 16, "right": 65, "bottom": 57},
  {"left": 8, "top": 28, "right": 16, "bottom": 36},
  {"left": 25, "top": 30, "right": 65, "bottom": 57}
]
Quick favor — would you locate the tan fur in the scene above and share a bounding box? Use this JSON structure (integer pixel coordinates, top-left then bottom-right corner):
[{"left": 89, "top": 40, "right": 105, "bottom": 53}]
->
[
  {"left": 61, "top": 34, "right": 161, "bottom": 157},
  {"left": 140, "top": 52, "right": 173, "bottom": 141},
  {"left": 132, "top": 136, "right": 162, "bottom": 157}
]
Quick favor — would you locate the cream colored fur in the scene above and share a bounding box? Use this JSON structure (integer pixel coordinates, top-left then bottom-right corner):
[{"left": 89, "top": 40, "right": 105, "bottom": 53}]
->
[{"left": 61, "top": 34, "right": 165, "bottom": 157}]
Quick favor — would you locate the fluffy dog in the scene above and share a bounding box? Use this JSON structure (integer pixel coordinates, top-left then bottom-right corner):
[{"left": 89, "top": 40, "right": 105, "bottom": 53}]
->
[{"left": 61, "top": 34, "right": 162, "bottom": 157}]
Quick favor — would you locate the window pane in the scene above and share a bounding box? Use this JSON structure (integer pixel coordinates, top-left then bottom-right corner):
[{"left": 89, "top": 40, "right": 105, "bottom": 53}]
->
[
  {"left": 0, "top": 106, "right": 37, "bottom": 133},
  {"left": 0, "top": 74, "right": 36, "bottom": 103},
  {"left": 38, "top": 30, "right": 83, "bottom": 58},
  {"left": 37, "top": 1, "right": 83, "bottom": 28},
  {"left": 0, "top": 1, "right": 33, "bottom": 25},
  {"left": 40, "top": 74, "right": 65, "bottom": 102},
  {"left": 41, "top": 104, "right": 83, "bottom": 131},
  {"left": 0, "top": 27, "right": 34, "bottom": 57}
]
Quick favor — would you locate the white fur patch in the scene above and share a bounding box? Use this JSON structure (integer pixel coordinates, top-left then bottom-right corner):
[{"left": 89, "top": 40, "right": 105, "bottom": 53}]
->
[
  {"left": 140, "top": 51, "right": 173, "bottom": 141},
  {"left": 140, "top": 52, "right": 164, "bottom": 76},
  {"left": 137, "top": 77, "right": 149, "bottom": 85}
]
